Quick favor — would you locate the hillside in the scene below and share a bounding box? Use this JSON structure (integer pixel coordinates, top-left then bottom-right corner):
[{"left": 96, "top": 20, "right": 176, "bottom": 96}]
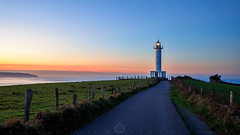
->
[
  {"left": 182, "top": 78, "right": 240, "bottom": 103},
  {"left": 0, "top": 72, "right": 38, "bottom": 78}
]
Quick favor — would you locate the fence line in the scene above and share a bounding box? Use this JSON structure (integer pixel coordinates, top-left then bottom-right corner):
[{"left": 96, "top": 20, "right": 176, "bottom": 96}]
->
[
  {"left": 173, "top": 77, "right": 237, "bottom": 105},
  {"left": 116, "top": 76, "right": 148, "bottom": 80},
  {"left": 20, "top": 78, "right": 157, "bottom": 122}
]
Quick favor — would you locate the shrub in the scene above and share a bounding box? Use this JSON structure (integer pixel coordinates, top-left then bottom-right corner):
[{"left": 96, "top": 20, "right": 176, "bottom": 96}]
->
[
  {"left": 209, "top": 74, "right": 222, "bottom": 83},
  {"left": 35, "top": 111, "right": 63, "bottom": 135},
  {"left": 0, "top": 119, "right": 25, "bottom": 135}
]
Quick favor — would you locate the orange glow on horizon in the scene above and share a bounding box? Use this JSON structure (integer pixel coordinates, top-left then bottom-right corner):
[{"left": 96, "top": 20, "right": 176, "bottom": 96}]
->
[
  {"left": 1, "top": 61, "right": 239, "bottom": 75},
  {"left": 0, "top": 64, "right": 150, "bottom": 74}
]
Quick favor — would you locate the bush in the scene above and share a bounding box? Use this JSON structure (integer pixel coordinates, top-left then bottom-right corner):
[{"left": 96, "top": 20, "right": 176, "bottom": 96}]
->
[
  {"left": 0, "top": 119, "right": 37, "bottom": 135},
  {"left": 2, "top": 119, "right": 24, "bottom": 135},
  {"left": 35, "top": 111, "right": 63, "bottom": 135},
  {"left": 209, "top": 74, "right": 222, "bottom": 83}
]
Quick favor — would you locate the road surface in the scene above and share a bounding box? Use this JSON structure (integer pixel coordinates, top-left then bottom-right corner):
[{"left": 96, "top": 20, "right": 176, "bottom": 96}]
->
[{"left": 72, "top": 81, "right": 190, "bottom": 135}]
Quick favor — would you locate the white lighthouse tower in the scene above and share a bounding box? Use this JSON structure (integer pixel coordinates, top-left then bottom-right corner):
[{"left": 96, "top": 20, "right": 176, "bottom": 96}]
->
[{"left": 150, "top": 40, "right": 166, "bottom": 78}]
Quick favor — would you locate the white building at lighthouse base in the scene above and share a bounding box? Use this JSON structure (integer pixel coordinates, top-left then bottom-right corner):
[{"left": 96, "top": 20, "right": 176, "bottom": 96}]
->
[{"left": 150, "top": 71, "right": 166, "bottom": 78}]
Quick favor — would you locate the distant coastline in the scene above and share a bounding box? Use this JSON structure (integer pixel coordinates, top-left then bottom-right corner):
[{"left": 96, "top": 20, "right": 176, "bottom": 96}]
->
[
  {"left": 0, "top": 72, "right": 239, "bottom": 86},
  {"left": 0, "top": 72, "right": 38, "bottom": 78},
  {"left": 220, "top": 81, "right": 240, "bottom": 86}
]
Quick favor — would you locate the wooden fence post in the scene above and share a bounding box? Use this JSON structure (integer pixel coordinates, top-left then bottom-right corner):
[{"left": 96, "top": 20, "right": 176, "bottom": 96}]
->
[
  {"left": 101, "top": 84, "right": 104, "bottom": 99},
  {"left": 180, "top": 84, "right": 183, "bottom": 90},
  {"left": 118, "top": 86, "right": 120, "bottom": 93},
  {"left": 193, "top": 87, "right": 196, "bottom": 94},
  {"left": 88, "top": 86, "right": 91, "bottom": 101},
  {"left": 230, "top": 91, "right": 233, "bottom": 106},
  {"left": 111, "top": 85, "right": 114, "bottom": 95},
  {"left": 188, "top": 86, "right": 191, "bottom": 94},
  {"left": 72, "top": 94, "right": 77, "bottom": 105},
  {"left": 115, "top": 83, "right": 118, "bottom": 94},
  {"left": 24, "top": 89, "right": 33, "bottom": 123},
  {"left": 55, "top": 88, "right": 59, "bottom": 110},
  {"left": 200, "top": 88, "right": 203, "bottom": 95},
  {"left": 212, "top": 89, "right": 215, "bottom": 96},
  {"left": 92, "top": 84, "right": 95, "bottom": 100}
]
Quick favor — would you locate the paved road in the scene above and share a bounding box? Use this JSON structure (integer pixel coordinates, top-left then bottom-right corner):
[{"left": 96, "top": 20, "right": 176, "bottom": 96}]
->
[{"left": 72, "top": 81, "right": 190, "bottom": 135}]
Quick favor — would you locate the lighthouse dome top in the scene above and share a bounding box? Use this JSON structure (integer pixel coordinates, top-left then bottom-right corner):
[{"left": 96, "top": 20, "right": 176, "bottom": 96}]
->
[{"left": 156, "top": 40, "right": 161, "bottom": 46}]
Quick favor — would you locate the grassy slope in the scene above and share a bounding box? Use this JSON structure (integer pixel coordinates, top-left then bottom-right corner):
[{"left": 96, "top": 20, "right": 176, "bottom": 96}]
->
[
  {"left": 0, "top": 79, "right": 150, "bottom": 123},
  {"left": 182, "top": 78, "right": 240, "bottom": 103},
  {"left": 170, "top": 81, "right": 223, "bottom": 134},
  {"left": 170, "top": 80, "right": 240, "bottom": 135}
]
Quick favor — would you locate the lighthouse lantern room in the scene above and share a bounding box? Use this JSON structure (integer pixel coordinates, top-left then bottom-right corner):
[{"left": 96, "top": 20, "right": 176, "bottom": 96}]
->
[{"left": 150, "top": 40, "right": 166, "bottom": 78}]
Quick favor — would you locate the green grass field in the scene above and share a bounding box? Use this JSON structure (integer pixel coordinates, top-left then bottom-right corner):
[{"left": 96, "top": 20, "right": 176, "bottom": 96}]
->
[
  {"left": 171, "top": 79, "right": 240, "bottom": 134},
  {"left": 169, "top": 81, "right": 225, "bottom": 134},
  {"left": 0, "top": 79, "right": 150, "bottom": 123},
  {"left": 182, "top": 78, "right": 240, "bottom": 103}
]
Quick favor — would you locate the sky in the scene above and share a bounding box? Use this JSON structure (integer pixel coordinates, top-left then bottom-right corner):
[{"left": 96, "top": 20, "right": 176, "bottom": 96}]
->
[{"left": 0, "top": 0, "right": 240, "bottom": 75}]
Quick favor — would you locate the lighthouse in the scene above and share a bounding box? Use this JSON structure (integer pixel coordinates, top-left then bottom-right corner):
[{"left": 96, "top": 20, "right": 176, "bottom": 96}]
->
[{"left": 150, "top": 40, "right": 166, "bottom": 78}]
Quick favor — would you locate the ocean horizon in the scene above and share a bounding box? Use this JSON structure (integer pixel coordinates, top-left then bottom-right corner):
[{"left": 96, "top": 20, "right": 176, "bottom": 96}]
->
[{"left": 0, "top": 73, "right": 239, "bottom": 86}]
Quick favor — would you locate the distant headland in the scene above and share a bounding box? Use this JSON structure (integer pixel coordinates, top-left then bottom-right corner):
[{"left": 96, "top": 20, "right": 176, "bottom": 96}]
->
[{"left": 0, "top": 72, "right": 38, "bottom": 78}]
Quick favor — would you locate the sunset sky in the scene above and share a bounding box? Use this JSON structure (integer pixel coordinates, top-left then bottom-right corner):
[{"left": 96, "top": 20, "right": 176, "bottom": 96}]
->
[{"left": 0, "top": 0, "right": 240, "bottom": 75}]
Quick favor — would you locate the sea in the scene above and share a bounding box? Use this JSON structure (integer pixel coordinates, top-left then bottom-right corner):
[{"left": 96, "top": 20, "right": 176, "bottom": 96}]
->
[
  {"left": 0, "top": 72, "right": 240, "bottom": 86},
  {"left": 0, "top": 74, "right": 120, "bottom": 86},
  {"left": 0, "top": 71, "right": 149, "bottom": 86}
]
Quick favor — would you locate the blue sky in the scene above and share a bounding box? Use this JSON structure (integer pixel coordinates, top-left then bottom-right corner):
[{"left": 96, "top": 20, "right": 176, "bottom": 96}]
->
[{"left": 0, "top": 0, "right": 239, "bottom": 75}]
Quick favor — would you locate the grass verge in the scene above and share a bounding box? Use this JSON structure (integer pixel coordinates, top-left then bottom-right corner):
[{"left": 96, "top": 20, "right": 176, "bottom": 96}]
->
[{"left": 170, "top": 79, "right": 240, "bottom": 135}]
